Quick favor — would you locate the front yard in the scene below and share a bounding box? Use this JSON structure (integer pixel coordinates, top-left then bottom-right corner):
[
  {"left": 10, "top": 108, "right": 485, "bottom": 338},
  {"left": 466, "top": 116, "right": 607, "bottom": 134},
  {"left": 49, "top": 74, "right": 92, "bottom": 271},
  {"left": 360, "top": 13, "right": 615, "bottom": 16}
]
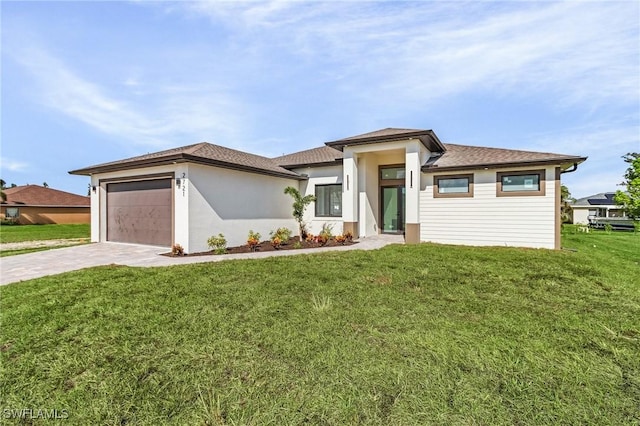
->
[{"left": 0, "top": 230, "right": 638, "bottom": 424}]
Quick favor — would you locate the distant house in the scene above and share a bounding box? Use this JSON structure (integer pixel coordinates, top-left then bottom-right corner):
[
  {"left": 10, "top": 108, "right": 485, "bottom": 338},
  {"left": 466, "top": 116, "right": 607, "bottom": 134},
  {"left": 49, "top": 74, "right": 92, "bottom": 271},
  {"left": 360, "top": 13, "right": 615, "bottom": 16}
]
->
[
  {"left": 571, "top": 192, "right": 627, "bottom": 224},
  {"left": 70, "top": 127, "right": 586, "bottom": 251},
  {"left": 0, "top": 185, "right": 90, "bottom": 225}
]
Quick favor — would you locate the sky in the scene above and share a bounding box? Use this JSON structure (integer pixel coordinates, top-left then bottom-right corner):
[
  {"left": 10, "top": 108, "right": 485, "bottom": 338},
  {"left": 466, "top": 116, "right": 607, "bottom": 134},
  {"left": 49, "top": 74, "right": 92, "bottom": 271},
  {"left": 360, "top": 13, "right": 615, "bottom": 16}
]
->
[{"left": 1, "top": 1, "right": 639, "bottom": 199}]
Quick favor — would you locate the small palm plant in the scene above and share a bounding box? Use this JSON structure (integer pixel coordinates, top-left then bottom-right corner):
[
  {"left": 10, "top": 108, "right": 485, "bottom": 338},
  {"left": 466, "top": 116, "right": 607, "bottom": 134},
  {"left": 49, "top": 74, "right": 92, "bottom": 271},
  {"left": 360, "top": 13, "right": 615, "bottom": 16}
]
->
[{"left": 284, "top": 186, "right": 315, "bottom": 239}]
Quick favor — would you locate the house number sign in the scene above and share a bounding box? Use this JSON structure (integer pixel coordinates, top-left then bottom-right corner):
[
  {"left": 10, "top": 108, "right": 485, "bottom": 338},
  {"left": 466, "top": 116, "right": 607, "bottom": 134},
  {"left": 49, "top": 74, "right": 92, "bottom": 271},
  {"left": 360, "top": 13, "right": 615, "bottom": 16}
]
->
[{"left": 181, "top": 172, "right": 186, "bottom": 197}]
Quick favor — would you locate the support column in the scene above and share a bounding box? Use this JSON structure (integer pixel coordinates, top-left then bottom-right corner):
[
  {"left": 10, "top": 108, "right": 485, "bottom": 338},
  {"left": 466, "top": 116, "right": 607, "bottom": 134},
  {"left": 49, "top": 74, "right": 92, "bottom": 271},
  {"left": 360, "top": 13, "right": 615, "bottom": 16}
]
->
[
  {"left": 342, "top": 150, "right": 359, "bottom": 238},
  {"left": 405, "top": 142, "right": 421, "bottom": 244}
]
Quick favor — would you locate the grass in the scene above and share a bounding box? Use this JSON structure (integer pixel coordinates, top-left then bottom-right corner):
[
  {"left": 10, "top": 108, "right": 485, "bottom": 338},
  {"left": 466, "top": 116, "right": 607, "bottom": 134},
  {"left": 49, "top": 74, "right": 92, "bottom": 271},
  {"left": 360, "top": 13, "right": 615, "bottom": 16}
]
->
[
  {"left": 1, "top": 230, "right": 638, "bottom": 424},
  {"left": 0, "top": 224, "right": 90, "bottom": 244}
]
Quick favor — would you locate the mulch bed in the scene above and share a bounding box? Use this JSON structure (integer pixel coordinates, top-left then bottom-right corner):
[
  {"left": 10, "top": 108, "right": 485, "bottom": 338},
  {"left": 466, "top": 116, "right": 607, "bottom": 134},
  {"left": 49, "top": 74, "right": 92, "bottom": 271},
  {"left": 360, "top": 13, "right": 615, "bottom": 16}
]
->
[{"left": 163, "top": 236, "right": 357, "bottom": 257}]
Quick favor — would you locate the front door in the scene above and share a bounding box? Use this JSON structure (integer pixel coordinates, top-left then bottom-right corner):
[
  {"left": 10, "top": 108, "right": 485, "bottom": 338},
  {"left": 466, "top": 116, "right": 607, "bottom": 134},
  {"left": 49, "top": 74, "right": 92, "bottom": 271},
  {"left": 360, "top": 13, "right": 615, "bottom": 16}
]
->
[{"left": 381, "top": 186, "right": 405, "bottom": 234}]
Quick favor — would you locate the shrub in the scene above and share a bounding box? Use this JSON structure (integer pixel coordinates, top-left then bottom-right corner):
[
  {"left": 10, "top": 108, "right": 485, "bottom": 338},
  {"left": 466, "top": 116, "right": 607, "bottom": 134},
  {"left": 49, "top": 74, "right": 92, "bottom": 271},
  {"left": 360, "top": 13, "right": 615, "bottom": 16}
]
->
[
  {"left": 344, "top": 230, "right": 354, "bottom": 241},
  {"left": 171, "top": 244, "right": 184, "bottom": 256},
  {"left": 269, "top": 228, "right": 291, "bottom": 248},
  {"left": 604, "top": 223, "right": 613, "bottom": 234},
  {"left": 247, "top": 230, "right": 261, "bottom": 252},
  {"left": 293, "top": 241, "right": 302, "bottom": 249},
  {"left": 634, "top": 221, "right": 640, "bottom": 234},
  {"left": 318, "top": 223, "right": 334, "bottom": 245},
  {"left": 335, "top": 234, "right": 347, "bottom": 245},
  {"left": 305, "top": 233, "right": 315, "bottom": 243},
  {"left": 207, "top": 233, "right": 227, "bottom": 255}
]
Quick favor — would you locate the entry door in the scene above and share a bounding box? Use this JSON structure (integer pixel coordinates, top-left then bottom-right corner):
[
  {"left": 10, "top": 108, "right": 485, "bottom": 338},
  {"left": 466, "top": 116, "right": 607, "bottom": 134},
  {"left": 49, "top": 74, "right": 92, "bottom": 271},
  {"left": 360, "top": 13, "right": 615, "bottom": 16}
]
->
[{"left": 381, "top": 186, "right": 406, "bottom": 234}]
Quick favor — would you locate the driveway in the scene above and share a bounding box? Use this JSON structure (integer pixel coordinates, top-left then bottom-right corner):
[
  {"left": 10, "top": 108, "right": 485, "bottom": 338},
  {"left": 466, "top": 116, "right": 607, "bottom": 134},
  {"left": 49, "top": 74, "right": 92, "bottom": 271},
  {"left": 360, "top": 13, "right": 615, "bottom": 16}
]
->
[{"left": 0, "top": 236, "right": 403, "bottom": 286}]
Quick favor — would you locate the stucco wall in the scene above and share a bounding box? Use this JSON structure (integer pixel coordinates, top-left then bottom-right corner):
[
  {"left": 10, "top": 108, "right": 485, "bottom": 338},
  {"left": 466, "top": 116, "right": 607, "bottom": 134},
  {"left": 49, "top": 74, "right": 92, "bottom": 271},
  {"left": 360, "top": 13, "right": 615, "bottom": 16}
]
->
[
  {"left": 187, "top": 164, "right": 299, "bottom": 252},
  {"left": 0, "top": 206, "right": 90, "bottom": 224},
  {"left": 572, "top": 208, "right": 590, "bottom": 225},
  {"left": 296, "top": 165, "right": 344, "bottom": 236},
  {"left": 420, "top": 166, "right": 558, "bottom": 249}
]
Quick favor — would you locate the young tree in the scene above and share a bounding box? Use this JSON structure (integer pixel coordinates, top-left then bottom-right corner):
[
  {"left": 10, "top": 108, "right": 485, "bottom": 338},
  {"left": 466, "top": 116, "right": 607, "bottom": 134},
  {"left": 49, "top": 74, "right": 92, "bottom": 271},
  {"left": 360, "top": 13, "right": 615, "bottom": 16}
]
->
[
  {"left": 0, "top": 179, "right": 5, "bottom": 202},
  {"left": 560, "top": 184, "right": 575, "bottom": 223},
  {"left": 613, "top": 152, "right": 640, "bottom": 219},
  {"left": 284, "top": 186, "right": 316, "bottom": 238}
]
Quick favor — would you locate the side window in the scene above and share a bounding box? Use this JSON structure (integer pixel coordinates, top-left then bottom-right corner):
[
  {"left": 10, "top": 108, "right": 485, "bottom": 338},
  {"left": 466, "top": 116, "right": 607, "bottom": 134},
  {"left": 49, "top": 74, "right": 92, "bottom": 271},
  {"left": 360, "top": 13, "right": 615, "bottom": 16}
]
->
[
  {"left": 496, "top": 170, "right": 546, "bottom": 196},
  {"left": 434, "top": 174, "right": 473, "bottom": 198},
  {"left": 315, "top": 184, "right": 342, "bottom": 217}
]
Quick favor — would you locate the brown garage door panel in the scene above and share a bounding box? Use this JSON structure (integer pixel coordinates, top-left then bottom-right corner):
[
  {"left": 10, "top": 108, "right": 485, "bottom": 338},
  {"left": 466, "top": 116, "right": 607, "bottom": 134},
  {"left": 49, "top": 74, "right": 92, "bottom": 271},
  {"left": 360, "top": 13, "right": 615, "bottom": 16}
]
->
[{"left": 107, "top": 179, "right": 172, "bottom": 246}]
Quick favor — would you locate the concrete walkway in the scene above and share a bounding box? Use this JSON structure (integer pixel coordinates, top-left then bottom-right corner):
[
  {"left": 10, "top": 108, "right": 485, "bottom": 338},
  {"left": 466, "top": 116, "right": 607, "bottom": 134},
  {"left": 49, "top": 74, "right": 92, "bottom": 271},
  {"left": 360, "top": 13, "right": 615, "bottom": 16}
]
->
[{"left": 0, "top": 235, "right": 404, "bottom": 286}]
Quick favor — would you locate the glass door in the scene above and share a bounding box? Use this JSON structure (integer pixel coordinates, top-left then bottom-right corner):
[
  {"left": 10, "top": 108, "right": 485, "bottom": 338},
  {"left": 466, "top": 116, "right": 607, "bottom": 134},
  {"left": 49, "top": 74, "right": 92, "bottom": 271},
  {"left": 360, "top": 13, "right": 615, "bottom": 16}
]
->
[{"left": 381, "top": 186, "right": 405, "bottom": 233}]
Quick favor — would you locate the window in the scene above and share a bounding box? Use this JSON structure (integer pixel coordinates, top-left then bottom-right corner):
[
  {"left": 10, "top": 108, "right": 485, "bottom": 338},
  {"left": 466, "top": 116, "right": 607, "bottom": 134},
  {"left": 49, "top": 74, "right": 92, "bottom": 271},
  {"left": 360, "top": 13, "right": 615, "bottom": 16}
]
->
[
  {"left": 380, "top": 167, "right": 405, "bottom": 180},
  {"left": 315, "top": 184, "right": 342, "bottom": 217},
  {"left": 496, "top": 170, "right": 546, "bottom": 196},
  {"left": 5, "top": 207, "right": 19, "bottom": 219},
  {"left": 434, "top": 174, "right": 473, "bottom": 198}
]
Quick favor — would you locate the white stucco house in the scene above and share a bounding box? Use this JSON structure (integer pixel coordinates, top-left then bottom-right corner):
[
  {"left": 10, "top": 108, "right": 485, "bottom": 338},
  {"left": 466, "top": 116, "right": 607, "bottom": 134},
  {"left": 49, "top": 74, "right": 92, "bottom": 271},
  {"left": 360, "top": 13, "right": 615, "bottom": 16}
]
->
[{"left": 70, "top": 128, "right": 587, "bottom": 253}]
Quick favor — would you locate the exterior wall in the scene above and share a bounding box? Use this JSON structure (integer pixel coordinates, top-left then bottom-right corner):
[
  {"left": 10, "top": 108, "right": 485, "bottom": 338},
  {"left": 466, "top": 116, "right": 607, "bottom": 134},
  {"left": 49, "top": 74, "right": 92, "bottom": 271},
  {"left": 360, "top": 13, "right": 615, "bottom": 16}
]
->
[
  {"left": 187, "top": 164, "right": 298, "bottom": 252},
  {"left": 295, "top": 165, "right": 344, "bottom": 236},
  {"left": 572, "top": 208, "right": 590, "bottom": 225},
  {"left": 0, "top": 206, "right": 90, "bottom": 224},
  {"left": 420, "top": 165, "right": 558, "bottom": 249}
]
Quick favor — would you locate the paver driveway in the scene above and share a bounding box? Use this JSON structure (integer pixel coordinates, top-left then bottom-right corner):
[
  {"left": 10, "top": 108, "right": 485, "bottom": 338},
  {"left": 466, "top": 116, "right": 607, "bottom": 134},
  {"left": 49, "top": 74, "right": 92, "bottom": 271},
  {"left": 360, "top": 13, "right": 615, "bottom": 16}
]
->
[{"left": 0, "top": 236, "right": 403, "bottom": 286}]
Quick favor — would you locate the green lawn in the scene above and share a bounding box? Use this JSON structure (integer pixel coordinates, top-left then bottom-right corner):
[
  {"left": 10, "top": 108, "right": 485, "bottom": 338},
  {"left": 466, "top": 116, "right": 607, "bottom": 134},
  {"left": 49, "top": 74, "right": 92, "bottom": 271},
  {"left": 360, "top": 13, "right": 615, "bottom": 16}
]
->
[
  {"left": 0, "top": 224, "right": 90, "bottom": 244},
  {"left": 1, "top": 230, "right": 638, "bottom": 424}
]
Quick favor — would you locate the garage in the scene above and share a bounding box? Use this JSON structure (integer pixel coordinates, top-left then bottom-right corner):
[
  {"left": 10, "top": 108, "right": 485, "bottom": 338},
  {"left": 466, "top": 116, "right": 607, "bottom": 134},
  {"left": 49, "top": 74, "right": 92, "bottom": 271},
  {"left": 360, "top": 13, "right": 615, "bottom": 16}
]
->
[{"left": 106, "top": 179, "right": 172, "bottom": 246}]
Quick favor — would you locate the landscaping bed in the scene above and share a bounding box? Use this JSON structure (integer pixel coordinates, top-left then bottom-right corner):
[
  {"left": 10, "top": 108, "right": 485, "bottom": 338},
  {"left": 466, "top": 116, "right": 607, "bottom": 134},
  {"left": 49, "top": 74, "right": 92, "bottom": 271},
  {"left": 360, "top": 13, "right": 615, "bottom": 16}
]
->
[{"left": 164, "top": 236, "right": 357, "bottom": 257}]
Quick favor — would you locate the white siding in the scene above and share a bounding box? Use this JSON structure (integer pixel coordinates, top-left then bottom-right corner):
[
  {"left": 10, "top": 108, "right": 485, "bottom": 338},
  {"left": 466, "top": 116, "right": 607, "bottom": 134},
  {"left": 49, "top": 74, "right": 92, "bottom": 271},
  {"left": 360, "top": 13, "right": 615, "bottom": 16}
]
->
[
  {"left": 187, "top": 164, "right": 298, "bottom": 253},
  {"left": 420, "top": 166, "right": 558, "bottom": 249}
]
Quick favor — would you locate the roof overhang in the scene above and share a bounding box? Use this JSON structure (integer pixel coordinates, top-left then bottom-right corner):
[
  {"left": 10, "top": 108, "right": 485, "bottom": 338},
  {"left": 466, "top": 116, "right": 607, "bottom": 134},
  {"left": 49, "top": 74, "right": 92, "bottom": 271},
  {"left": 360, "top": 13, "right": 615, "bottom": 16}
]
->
[
  {"left": 69, "top": 154, "right": 307, "bottom": 181},
  {"left": 325, "top": 130, "right": 446, "bottom": 153},
  {"left": 421, "top": 156, "right": 588, "bottom": 173}
]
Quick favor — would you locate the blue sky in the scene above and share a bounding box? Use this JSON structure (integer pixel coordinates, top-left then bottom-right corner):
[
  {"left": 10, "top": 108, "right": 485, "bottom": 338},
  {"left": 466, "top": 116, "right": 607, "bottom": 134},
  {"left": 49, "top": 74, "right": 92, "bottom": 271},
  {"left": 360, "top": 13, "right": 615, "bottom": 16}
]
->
[{"left": 1, "top": 1, "right": 638, "bottom": 198}]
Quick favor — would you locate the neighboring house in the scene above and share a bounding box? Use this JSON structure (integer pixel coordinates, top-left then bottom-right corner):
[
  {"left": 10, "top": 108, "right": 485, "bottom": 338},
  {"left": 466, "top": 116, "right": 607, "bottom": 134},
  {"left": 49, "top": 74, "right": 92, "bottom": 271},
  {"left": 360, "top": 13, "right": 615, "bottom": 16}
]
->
[
  {"left": 0, "top": 185, "right": 90, "bottom": 224},
  {"left": 571, "top": 192, "right": 627, "bottom": 224},
  {"left": 69, "top": 128, "right": 587, "bottom": 252}
]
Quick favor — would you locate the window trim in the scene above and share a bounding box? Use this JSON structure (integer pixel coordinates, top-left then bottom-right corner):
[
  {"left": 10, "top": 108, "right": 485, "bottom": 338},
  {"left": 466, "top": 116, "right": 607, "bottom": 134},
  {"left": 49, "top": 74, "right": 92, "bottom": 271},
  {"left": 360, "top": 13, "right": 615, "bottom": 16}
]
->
[
  {"left": 433, "top": 173, "right": 474, "bottom": 198},
  {"left": 496, "top": 169, "right": 546, "bottom": 197},
  {"left": 315, "top": 183, "right": 342, "bottom": 217}
]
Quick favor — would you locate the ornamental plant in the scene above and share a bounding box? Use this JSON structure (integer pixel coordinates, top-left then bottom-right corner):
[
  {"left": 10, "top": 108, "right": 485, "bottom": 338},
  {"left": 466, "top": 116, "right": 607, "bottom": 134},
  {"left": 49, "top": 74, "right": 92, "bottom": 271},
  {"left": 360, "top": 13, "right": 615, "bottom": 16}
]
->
[
  {"left": 284, "top": 186, "right": 316, "bottom": 239},
  {"left": 344, "top": 230, "right": 354, "bottom": 241},
  {"left": 270, "top": 227, "right": 292, "bottom": 244},
  {"left": 247, "top": 230, "right": 261, "bottom": 252},
  {"left": 335, "top": 234, "right": 347, "bottom": 245},
  {"left": 207, "top": 233, "right": 227, "bottom": 255},
  {"left": 171, "top": 243, "right": 184, "bottom": 256}
]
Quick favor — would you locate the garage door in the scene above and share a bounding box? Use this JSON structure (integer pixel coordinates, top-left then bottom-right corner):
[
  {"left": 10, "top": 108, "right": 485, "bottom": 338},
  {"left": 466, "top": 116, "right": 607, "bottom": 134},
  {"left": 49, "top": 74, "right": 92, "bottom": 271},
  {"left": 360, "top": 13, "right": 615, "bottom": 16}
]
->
[{"left": 107, "top": 179, "right": 172, "bottom": 246}]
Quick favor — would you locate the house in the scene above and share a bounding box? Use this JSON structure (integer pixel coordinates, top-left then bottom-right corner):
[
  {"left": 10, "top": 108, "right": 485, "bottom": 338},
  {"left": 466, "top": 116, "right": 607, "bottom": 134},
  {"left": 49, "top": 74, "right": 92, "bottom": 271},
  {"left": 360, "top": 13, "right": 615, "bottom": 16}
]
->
[
  {"left": 571, "top": 192, "right": 627, "bottom": 224},
  {"left": 69, "top": 128, "right": 587, "bottom": 252},
  {"left": 0, "top": 185, "right": 90, "bottom": 224}
]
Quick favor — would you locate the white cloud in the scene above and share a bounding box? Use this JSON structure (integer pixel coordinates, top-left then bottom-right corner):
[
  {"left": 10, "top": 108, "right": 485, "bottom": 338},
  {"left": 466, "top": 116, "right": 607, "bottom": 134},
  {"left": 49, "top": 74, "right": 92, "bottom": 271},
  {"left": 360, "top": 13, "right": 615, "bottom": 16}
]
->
[
  {"left": 179, "top": 1, "right": 639, "bottom": 109},
  {"left": 0, "top": 157, "right": 29, "bottom": 173},
  {"left": 11, "top": 46, "right": 243, "bottom": 149}
]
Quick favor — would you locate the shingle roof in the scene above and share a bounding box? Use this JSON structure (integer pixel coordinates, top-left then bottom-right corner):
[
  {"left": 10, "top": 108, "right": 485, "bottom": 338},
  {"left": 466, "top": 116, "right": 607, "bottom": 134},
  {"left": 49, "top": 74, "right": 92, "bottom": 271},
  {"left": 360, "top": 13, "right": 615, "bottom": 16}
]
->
[
  {"left": 325, "top": 127, "right": 446, "bottom": 152},
  {"left": 572, "top": 192, "right": 619, "bottom": 207},
  {"left": 2, "top": 185, "right": 89, "bottom": 207},
  {"left": 69, "top": 142, "right": 305, "bottom": 180},
  {"left": 273, "top": 146, "right": 343, "bottom": 168},
  {"left": 423, "top": 143, "right": 587, "bottom": 172}
]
